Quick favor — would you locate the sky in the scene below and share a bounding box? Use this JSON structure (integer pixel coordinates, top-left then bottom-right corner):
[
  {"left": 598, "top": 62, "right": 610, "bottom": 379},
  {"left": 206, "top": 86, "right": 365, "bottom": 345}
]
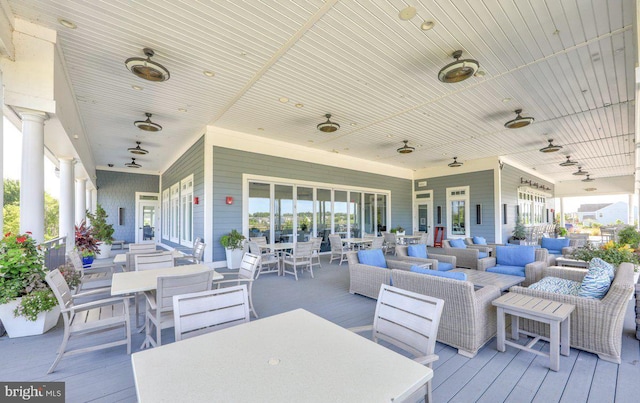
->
[{"left": 3, "top": 116, "right": 60, "bottom": 198}]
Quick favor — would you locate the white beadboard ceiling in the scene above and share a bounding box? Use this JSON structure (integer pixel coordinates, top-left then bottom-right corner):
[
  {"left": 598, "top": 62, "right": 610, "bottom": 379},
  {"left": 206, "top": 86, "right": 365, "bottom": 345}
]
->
[{"left": 6, "top": 0, "right": 636, "bottom": 183}]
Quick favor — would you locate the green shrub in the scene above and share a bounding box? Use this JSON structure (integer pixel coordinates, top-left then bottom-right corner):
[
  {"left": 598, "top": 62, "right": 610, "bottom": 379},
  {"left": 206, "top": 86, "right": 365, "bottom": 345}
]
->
[{"left": 617, "top": 226, "right": 640, "bottom": 249}]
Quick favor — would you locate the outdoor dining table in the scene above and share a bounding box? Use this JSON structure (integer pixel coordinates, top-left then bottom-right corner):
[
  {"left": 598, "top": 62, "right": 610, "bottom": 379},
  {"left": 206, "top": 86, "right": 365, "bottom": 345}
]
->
[
  {"left": 397, "top": 234, "right": 422, "bottom": 244},
  {"left": 113, "top": 249, "right": 185, "bottom": 268},
  {"left": 131, "top": 308, "right": 432, "bottom": 402},
  {"left": 342, "top": 237, "right": 373, "bottom": 249},
  {"left": 258, "top": 242, "right": 294, "bottom": 275}
]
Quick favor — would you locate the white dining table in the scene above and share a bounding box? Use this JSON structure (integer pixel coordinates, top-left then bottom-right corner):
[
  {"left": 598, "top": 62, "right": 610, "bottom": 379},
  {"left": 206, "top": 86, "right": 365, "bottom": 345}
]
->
[
  {"left": 258, "top": 243, "right": 294, "bottom": 275},
  {"left": 112, "top": 249, "right": 185, "bottom": 265},
  {"left": 342, "top": 237, "right": 373, "bottom": 249},
  {"left": 132, "top": 309, "right": 432, "bottom": 402},
  {"left": 110, "top": 264, "right": 222, "bottom": 296}
]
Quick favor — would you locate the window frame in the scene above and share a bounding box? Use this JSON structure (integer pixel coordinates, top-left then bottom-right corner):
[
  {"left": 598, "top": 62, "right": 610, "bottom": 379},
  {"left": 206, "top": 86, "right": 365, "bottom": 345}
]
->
[{"left": 446, "top": 186, "right": 470, "bottom": 239}]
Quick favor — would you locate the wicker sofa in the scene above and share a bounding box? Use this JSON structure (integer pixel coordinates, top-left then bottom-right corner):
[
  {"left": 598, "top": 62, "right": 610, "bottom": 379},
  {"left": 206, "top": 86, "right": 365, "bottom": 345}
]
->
[
  {"left": 508, "top": 263, "right": 635, "bottom": 363},
  {"left": 391, "top": 269, "right": 500, "bottom": 357},
  {"left": 395, "top": 245, "right": 457, "bottom": 270},
  {"left": 428, "top": 240, "right": 493, "bottom": 270},
  {"left": 346, "top": 251, "right": 415, "bottom": 299}
]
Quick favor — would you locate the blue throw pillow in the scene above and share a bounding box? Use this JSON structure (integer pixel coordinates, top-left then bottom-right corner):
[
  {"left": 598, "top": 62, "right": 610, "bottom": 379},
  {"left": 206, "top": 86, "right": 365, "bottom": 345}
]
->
[
  {"left": 478, "top": 251, "right": 489, "bottom": 259},
  {"left": 541, "top": 237, "right": 570, "bottom": 251},
  {"left": 473, "top": 236, "right": 487, "bottom": 245},
  {"left": 357, "top": 249, "right": 387, "bottom": 268},
  {"left": 407, "top": 244, "right": 428, "bottom": 259},
  {"left": 588, "top": 258, "right": 615, "bottom": 281},
  {"left": 578, "top": 267, "right": 611, "bottom": 299},
  {"left": 410, "top": 266, "right": 467, "bottom": 281},
  {"left": 496, "top": 245, "right": 535, "bottom": 266},
  {"left": 449, "top": 239, "right": 467, "bottom": 249}
]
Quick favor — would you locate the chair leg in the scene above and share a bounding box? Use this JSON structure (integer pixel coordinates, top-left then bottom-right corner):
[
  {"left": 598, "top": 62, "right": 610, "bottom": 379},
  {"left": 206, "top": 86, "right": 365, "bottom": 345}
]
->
[
  {"left": 248, "top": 284, "right": 258, "bottom": 318},
  {"left": 48, "top": 326, "right": 71, "bottom": 374},
  {"left": 308, "top": 262, "right": 314, "bottom": 278}
]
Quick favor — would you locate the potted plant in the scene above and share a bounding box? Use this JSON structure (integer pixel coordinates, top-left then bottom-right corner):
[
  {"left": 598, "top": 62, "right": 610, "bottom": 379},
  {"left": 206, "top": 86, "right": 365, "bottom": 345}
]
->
[
  {"left": 572, "top": 240, "right": 640, "bottom": 284},
  {"left": 220, "top": 229, "right": 246, "bottom": 269},
  {"left": 0, "top": 232, "right": 61, "bottom": 338},
  {"left": 75, "top": 219, "right": 99, "bottom": 267},
  {"left": 87, "top": 204, "right": 115, "bottom": 259},
  {"left": 509, "top": 216, "right": 527, "bottom": 244}
]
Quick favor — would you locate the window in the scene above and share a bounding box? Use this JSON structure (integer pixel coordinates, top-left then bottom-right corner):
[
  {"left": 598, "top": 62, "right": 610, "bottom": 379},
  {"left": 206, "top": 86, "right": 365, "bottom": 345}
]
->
[
  {"left": 162, "top": 188, "right": 170, "bottom": 239},
  {"left": 170, "top": 183, "right": 180, "bottom": 243},
  {"left": 180, "top": 175, "right": 194, "bottom": 246},
  {"left": 446, "top": 186, "right": 469, "bottom": 238},
  {"left": 518, "top": 188, "right": 547, "bottom": 224}
]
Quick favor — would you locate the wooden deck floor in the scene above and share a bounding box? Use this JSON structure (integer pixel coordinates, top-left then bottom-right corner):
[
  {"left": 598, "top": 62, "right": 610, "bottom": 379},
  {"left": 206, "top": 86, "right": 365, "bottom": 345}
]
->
[{"left": 1, "top": 254, "right": 639, "bottom": 402}]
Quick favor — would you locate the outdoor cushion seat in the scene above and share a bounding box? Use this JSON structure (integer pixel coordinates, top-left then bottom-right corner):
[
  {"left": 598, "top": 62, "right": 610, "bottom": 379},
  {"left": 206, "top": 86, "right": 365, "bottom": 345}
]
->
[
  {"left": 541, "top": 237, "right": 570, "bottom": 254},
  {"left": 486, "top": 265, "right": 525, "bottom": 277},
  {"left": 395, "top": 245, "right": 457, "bottom": 272},
  {"left": 433, "top": 240, "right": 492, "bottom": 270},
  {"left": 477, "top": 251, "right": 489, "bottom": 259},
  {"left": 410, "top": 265, "right": 466, "bottom": 281},
  {"left": 529, "top": 277, "right": 582, "bottom": 296},
  {"left": 436, "top": 262, "right": 454, "bottom": 271}
]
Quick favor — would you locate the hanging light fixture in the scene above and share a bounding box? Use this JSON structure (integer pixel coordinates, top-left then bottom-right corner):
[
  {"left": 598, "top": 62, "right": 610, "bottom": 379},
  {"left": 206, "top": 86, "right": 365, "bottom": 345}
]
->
[
  {"left": 134, "top": 113, "right": 162, "bottom": 132},
  {"left": 582, "top": 175, "right": 595, "bottom": 182},
  {"left": 572, "top": 166, "right": 588, "bottom": 176},
  {"left": 317, "top": 114, "right": 340, "bottom": 133},
  {"left": 125, "top": 47, "right": 170, "bottom": 82},
  {"left": 125, "top": 158, "right": 141, "bottom": 168},
  {"left": 448, "top": 157, "right": 463, "bottom": 167},
  {"left": 128, "top": 141, "right": 149, "bottom": 155},
  {"left": 559, "top": 156, "right": 578, "bottom": 167},
  {"left": 438, "top": 50, "right": 479, "bottom": 83},
  {"left": 504, "top": 109, "right": 534, "bottom": 129},
  {"left": 539, "top": 139, "right": 563, "bottom": 153},
  {"left": 396, "top": 140, "right": 415, "bottom": 154}
]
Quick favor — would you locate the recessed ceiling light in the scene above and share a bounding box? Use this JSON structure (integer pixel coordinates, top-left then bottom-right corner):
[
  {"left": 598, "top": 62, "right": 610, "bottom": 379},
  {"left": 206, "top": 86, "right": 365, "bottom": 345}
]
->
[
  {"left": 131, "top": 85, "right": 144, "bottom": 91},
  {"left": 502, "top": 97, "right": 512, "bottom": 103},
  {"left": 399, "top": 6, "right": 417, "bottom": 20},
  {"left": 203, "top": 70, "right": 215, "bottom": 77},
  {"left": 279, "top": 97, "right": 289, "bottom": 103},
  {"left": 58, "top": 18, "right": 76, "bottom": 29},
  {"left": 73, "top": 134, "right": 79, "bottom": 139},
  {"left": 257, "top": 128, "right": 264, "bottom": 131},
  {"left": 125, "top": 47, "right": 170, "bottom": 82},
  {"left": 350, "top": 122, "right": 357, "bottom": 126},
  {"left": 421, "top": 20, "right": 435, "bottom": 30},
  {"left": 386, "top": 134, "right": 393, "bottom": 138},
  {"left": 178, "top": 108, "right": 187, "bottom": 112},
  {"left": 295, "top": 103, "right": 304, "bottom": 108}
]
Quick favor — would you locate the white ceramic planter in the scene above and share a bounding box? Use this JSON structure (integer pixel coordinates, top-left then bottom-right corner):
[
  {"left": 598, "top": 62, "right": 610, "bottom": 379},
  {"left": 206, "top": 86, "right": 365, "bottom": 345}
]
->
[
  {"left": 0, "top": 299, "right": 61, "bottom": 338},
  {"left": 96, "top": 242, "right": 113, "bottom": 259},
  {"left": 225, "top": 248, "right": 244, "bottom": 269}
]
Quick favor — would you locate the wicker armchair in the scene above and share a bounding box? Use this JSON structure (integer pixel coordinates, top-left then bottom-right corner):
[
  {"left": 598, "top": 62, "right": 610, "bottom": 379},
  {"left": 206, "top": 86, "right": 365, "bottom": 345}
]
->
[
  {"left": 391, "top": 269, "right": 500, "bottom": 357},
  {"left": 482, "top": 247, "right": 548, "bottom": 287},
  {"left": 509, "top": 263, "right": 635, "bottom": 363},
  {"left": 428, "top": 240, "right": 493, "bottom": 270},
  {"left": 346, "top": 251, "right": 415, "bottom": 299},
  {"left": 395, "top": 245, "right": 457, "bottom": 271}
]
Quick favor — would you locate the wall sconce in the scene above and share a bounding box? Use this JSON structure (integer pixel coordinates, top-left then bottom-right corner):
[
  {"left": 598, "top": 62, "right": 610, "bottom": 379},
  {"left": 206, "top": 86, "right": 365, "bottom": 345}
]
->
[{"left": 226, "top": 196, "right": 233, "bottom": 205}]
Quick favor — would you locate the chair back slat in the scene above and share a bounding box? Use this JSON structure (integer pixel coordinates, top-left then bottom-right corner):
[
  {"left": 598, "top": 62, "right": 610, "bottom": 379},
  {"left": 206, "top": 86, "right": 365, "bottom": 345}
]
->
[
  {"left": 135, "top": 252, "right": 174, "bottom": 271},
  {"left": 157, "top": 270, "right": 214, "bottom": 311},
  {"left": 249, "top": 236, "right": 267, "bottom": 246},
  {"left": 328, "top": 235, "right": 342, "bottom": 252},
  {"left": 369, "top": 237, "right": 384, "bottom": 249},
  {"left": 46, "top": 269, "right": 74, "bottom": 310},
  {"left": 238, "top": 253, "right": 261, "bottom": 280},
  {"left": 372, "top": 285, "right": 444, "bottom": 359},
  {"left": 173, "top": 285, "right": 250, "bottom": 341},
  {"left": 295, "top": 241, "right": 313, "bottom": 256}
]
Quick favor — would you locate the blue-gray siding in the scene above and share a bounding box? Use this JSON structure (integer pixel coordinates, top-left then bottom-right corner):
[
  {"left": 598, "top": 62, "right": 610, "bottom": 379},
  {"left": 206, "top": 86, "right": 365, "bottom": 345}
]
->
[
  {"left": 96, "top": 170, "right": 160, "bottom": 243},
  {"left": 500, "top": 164, "right": 555, "bottom": 242},
  {"left": 161, "top": 136, "right": 205, "bottom": 248},
  {"left": 212, "top": 146, "right": 413, "bottom": 262},
  {"left": 415, "top": 170, "right": 495, "bottom": 242}
]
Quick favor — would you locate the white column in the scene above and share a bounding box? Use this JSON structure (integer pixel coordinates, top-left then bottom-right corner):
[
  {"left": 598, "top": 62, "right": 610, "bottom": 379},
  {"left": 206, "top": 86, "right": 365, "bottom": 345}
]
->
[
  {"left": 75, "top": 178, "right": 87, "bottom": 224},
  {"left": 17, "top": 108, "right": 48, "bottom": 242},
  {"left": 559, "top": 198, "right": 565, "bottom": 228},
  {"left": 0, "top": 70, "right": 3, "bottom": 234},
  {"left": 90, "top": 188, "right": 97, "bottom": 213},
  {"left": 58, "top": 158, "right": 75, "bottom": 252}
]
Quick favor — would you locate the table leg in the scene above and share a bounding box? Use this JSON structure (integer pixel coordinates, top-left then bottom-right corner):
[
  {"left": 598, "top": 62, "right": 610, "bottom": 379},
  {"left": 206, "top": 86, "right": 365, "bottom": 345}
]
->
[
  {"left": 560, "top": 317, "right": 570, "bottom": 356},
  {"left": 510, "top": 314, "right": 519, "bottom": 340},
  {"left": 496, "top": 307, "right": 506, "bottom": 352},
  {"left": 549, "top": 320, "right": 560, "bottom": 371}
]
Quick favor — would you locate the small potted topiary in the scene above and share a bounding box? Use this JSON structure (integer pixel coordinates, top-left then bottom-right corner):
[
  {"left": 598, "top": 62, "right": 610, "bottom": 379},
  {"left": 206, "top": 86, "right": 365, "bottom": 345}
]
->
[
  {"left": 87, "top": 204, "right": 115, "bottom": 259},
  {"left": 75, "top": 219, "right": 99, "bottom": 267},
  {"left": 220, "top": 229, "right": 246, "bottom": 269},
  {"left": 509, "top": 216, "right": 527, "bottom": 245}
]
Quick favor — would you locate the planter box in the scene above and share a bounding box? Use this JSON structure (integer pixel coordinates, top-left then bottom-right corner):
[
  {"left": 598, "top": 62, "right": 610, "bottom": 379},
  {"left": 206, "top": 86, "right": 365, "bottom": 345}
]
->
[
  {"left": 225, "top": 248, "right": 244, "bottom": 269},
  {"left": 0, "top": 299, "right": 61, "bottom": 338},
  {"left": 96, "top": 242, "right": 113, "bottom": 259}
]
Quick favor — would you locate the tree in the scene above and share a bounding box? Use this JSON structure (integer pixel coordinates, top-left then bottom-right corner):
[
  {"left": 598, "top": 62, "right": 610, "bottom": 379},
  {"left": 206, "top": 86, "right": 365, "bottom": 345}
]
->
[
  {"left": 3, "top": 179, "right": 20, "bottom": 205},
  {"left": 2, "top": 179, "right": 59, "bottom": 240}
]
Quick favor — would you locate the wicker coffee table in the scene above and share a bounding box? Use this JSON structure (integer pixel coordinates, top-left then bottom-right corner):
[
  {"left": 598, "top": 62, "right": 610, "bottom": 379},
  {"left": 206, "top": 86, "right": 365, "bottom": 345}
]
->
[{"left": 492, "top": 293, "right": 575, "bottom": 371}]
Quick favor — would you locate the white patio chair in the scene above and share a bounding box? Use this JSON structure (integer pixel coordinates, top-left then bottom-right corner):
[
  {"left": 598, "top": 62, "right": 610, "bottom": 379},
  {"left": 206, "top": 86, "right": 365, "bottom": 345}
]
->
[
  {"left": 176, "top": 241, "right": 206, "bottom": 265},
  {"left": 382, "top": 232, "right": 397, "bottom": 254},
  {"left": 249, "top": 241, "right": 279, "bottom": 278},
  {"left": 329, "top": 234, "right": 350, "bottom": 265},
  {"left": 310, "top": 236, "right": 323, "bottom": 270},
  {"left": 125, "top": 243, "right": 159, "bottom": 271},
  {"left": 67, "top": 249, "right": 114, "bottom": 293},
  {"left": 214, "top": 252, "right": 260, "bottom": 318},
  {"left": 173, "top": 284, "right": 250, "bottom": 342},
  {"left": 143, "top": 270, "right": 214, "bottom": 348},
  {"left": 135, "top": 252, "right": 174, "bottom": 271},
  {"left": 45, "top": 269, "right": 132, "bottom": 373},
  {"left": 249, "top": 236, "right": 267, "bottom": 245},
  {"left": 349, "top": 284, "right": 444, "bottom": 403},
  {"left": 282, "top": 241, "right": 314, "bottom": 280},
  {"left": 367, "top": 236, "right": 384, "bottom": 250}
]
